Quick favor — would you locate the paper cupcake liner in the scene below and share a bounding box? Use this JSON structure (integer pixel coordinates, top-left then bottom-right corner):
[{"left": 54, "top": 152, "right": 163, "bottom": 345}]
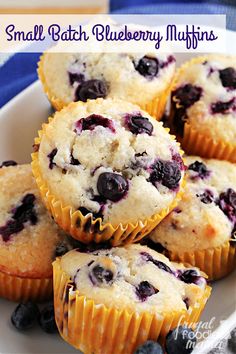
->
[
  {"left": 38, "top": 53, "right": 173, "bottom": 119},
  {"left": 167, "top": 241, "right": 236, "bottom": 281},
  {"left": 140, "top": 79, "right": 174, "bottom": 121},
  {"left": 172, "top": 122, "right": 236, "bottom": 163},
  {"left": 32, "top": 119, "right": 185, "bottom": 246},
  {"left": 0, "top": 269, "right": 52, "bottom": 302},
  {"left": 53, "top": 258, "right": 211, "bottom": 354},
  {"left": 169, "top": 55, "right": 236, "bottom": 162}
]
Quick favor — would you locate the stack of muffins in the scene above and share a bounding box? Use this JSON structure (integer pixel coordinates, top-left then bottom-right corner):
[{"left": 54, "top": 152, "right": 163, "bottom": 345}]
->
[{"left": 1, "top": 50, "right": 235, "bottom": 354}]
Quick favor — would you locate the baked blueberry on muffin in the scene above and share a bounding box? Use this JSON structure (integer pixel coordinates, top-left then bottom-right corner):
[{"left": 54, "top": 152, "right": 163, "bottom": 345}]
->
[
  {"left": 32, "top": 98, "right": 185, "bottom": 245},
  {"left": 148, "top": 156, "right": 236, "bottom": 280},
  {"left": 0, "top": 164, "right": 68, "bottom": 301},
  {"left": 38, "top": 52, "right": 176, "bottom": 119},
  {"left": 53, "top": 244, "right": 211, "bottom": 354},
  {"left": 170, "top": 55, "right": 236, "bottom": 162}
]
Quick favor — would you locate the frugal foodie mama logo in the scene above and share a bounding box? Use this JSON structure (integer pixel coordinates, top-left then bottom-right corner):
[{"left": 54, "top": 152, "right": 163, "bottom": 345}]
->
[{"left": 175, "top": 316, "right": 216, "bottom": 350}]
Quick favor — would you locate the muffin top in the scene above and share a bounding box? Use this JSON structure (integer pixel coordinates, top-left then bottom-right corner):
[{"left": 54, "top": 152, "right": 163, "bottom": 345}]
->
[
  {"left": 149, "top": 156, "right": 236, "bottom": 252},
  {"left": 60, "top": 244, "right": 207, "bottom": 313},
  {"left": 37, "top": 99, "right": 184, "bottom": 226},
  {"left": 40, "top": 52, "right": 175, "bottom": 106},
  {"left": 172, "top": 55, "right": 236, "bottom": 143},
  {"left": 0, "top": 163, "right": 67, "bottom": 278}
]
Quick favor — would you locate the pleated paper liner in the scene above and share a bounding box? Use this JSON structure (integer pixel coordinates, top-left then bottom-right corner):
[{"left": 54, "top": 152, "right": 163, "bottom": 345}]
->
[
  {"left": 171, "top": 122, "right": 236, "bottom": 163},
  {"left": 140, "top": 78, "right": 174, "bottom": 121},
  {"left": 38, "top": 53, "right": 173, "bottom": 120},
  {"left": 53, "top": 259, "right": 211, "bottom": 354},
  {"left": 0, "top": 269, "right": 52, "bottom": 302},
  {"left": 32, "top": 116, "right": 185, "bottom": 246},
  {"left": 169, "top": 54, "right": 236, "bottom": 162},
  {"left": 166, "top": 241, "right": 236, "bottom": 281}
]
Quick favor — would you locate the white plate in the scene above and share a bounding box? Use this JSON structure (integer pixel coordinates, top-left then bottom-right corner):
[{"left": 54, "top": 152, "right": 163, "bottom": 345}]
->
[{"left": 0, "top": 49, "right": 236, "bottom": 353}]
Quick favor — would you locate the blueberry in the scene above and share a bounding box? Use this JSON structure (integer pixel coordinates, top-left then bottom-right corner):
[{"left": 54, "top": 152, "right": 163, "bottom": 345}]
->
[
  {"left": 97, "top": 172, "right": 128, "bottom": 202},
  {"left": 11, "top": 302, "right": 39, "bottom": 330},
  {"left": 211, "top": 98, "right": 235, "bottom": 114},
  {"left": 89, "top": 265, "right": 114, "bottom": 285},
  {"left": 173, "top": 84, "right": 202, "bottom": 109},
  {"left": 228, "top": 327, "right": 236, "bottom": 352},
  {"left": 68, "top": 71, "right": 85, "bottom": 85},
  {"left": 141, "top": 252, "right": 174, "bottom": 275},
  {"left": 219, "top": 67, "right": 236, "bottom": 90},
  {"left": 47, "top": 148, "right": 58, "bottom": 170},
  {"left": 55, "top": 242, "right": 69, "bottom": 257},
  {"left": 135, "top": 281, "right": 159, "bottom": 301},
  {"left": 126, "top": 115, "right": 153, "bottom": 135},
  {"left": 218, "top": 188, "right": 236, "bottom": 222},
  {"left": 178, "top": 269, "right": 201, "bottom": 285},
  {"left": 0, "top": 160, "right": 17, "bottom": 168},
  {"left": 135, "top": 340, "right": 164, "bottom": 354},
  {"left": 166, "top": 326, "right": 196, "bottom": 354},
  {"left": 171, "top": 153, "right": 185, "bottom": 171},
  {"left": 153, "top": 260, "right": 174, "bottom": 274},
  {"left": 188, "top": 161, "right": 210, "bottom": 179},
  {"left": 70, "top": 154, "right": 80, "bottom": 166},
  {"left": 160, "top": 55, "right": 176, "bottom": 69},
  {"left": 38, "top": 304, "right": 58, "bottom": 334},
  {"left": 0, "top": 193, "right": 37, "bottom": 242},
  {"left": 196, "top": 190, "right": 214, "bottom": 204},
  {"left": 13, "top": 194, "right": 37, "bottom": 225},
  {"left": 92, "top": 194, "right": 107, "bottom": 204},
  {"left": 149, "top": 160, "right": 181, "bottom": 190},
  {"left": 75, "top": 79, "right": 107, "bottom": 102},
  {"left": 75, "top": 114, "right": 115, "bottom": 134},
  {"left": 134, "top": 56, "right": 159, "bottom": 78},
  {"left": 0, "top": 220, "right": 24, "bottom": 242},
  {"left": 172, "top": 84, "right": 202, "bottom": 137}
]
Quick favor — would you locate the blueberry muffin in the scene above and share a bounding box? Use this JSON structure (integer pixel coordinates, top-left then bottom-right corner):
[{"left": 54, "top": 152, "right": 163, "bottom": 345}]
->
[
  {"left": 148, "top": 156, "right": 236, "bottom": 280},
  {"left": 170, "top": 55, "right": 236, "bottom": 162},
  {"left": 32, "top": 98, "right": 185, "bottom": 245},
  {"left": 53, "top": 244, "right": 211, "bottom": 354},
  {"left": 0, "top": 163, "right": 69, "bottom": 301},
  {"left": 38, "top": 51, "right": 176, "bottom": 119}
]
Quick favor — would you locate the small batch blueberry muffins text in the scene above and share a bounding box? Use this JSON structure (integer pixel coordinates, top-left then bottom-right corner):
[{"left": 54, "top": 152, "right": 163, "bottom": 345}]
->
[
  {"left": 32, "top": 98, "right": 185, "bottom": 245},
  {"left": 148, "top": 156, "right": 236, "bottom": 280},
  {"left": 38, "top": 51, "right": 176, "bottom": 119},
  {"left": 53, "top": 244, "right": 211, "bottom": 354},
  {"left": 170, "top": 55, "right": 236, "bottom": 162},
  {"left": 0, "top": 163, "right": 68, "bottom": 301}
]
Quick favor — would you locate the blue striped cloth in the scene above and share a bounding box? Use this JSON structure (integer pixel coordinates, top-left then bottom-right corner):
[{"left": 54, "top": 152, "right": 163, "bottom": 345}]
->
[
  {"left": 0, "top": 1, "right": 235, "bottom": 108},
  {"left": 113, "top": 1, "right": 236, "bottom": 31}
]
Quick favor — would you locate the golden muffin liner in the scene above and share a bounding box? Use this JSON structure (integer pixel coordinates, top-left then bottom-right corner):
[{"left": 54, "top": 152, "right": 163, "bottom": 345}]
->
[
  {"left": 169, "top": 55, "right": 236, "bottom": 162},
  {"left": 167, "top": 241, "right": 236, "bottom": 282},
  {"left": 0, "top": 269, "right": 52, "bottom": 302},
  {"left": 31, "top": 117, "right": 185, "bottom": 246},
  {"left": 173, "top": 123, "right": 236, "bottom": 163},
  {"left": 140, "top": 80, "right": 173, "bottom": 121},
  {"left": 53, "top": 258, "right": 211, "bottom": 354},
  {"left": 38, "top": 53, "right": 173, "bottom": 120}
]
